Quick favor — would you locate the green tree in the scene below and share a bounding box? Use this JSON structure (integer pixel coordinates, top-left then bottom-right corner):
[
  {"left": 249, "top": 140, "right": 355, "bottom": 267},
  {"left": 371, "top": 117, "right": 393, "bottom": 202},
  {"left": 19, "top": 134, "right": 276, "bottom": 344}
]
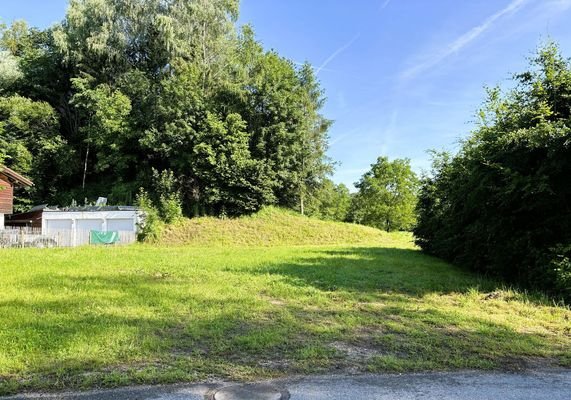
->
[
  {"left": 0, "top": 50, "right": 22, "bottom": 92},
  {"left": 414, "top": 42, "right": 571, "bottom": 301},
  {"left": 0, "top": 95, "right": 73, "bottom": 209},
  {"left": 295, "top": 64, "right": 332, "bottom": 215},
  {"left": 351, "top": 157, "right": 418, "bottom": 231},
  {"left": 305, "top": 178, "right": 352, "bottom": 221},
  {"left": 139, "top": 63, "right": 275, "bottom": 216},
  {"left": 70, "top": 76, "right": 132, "bottom": 189}
]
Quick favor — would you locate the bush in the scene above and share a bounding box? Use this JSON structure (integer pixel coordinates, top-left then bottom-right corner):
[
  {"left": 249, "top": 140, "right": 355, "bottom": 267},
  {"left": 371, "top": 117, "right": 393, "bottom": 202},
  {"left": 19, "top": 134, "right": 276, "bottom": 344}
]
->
[
  {"left": 152, "top": 169, "right": 183, "bottom": 223},
  {"left": 159, "top": 193, "right": 183, "bottom": 223},
  {"left": 135, "top": 189, "right": 163, "bottom": 241}
]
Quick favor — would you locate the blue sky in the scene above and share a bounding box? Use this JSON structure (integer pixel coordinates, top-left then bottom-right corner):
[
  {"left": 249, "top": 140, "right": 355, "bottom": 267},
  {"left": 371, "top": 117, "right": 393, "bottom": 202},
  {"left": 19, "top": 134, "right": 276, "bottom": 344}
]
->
[{"left": 3, "top": 1, "right": 571, "bottom": 189}]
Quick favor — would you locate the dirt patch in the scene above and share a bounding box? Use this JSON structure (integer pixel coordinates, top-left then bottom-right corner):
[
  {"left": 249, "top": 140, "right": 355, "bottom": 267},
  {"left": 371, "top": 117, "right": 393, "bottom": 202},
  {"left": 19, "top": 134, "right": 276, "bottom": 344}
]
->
[
  {"left": 259, "top": 294, "right": 286, "bottom": 307},
  {"left": 257, "top": 359, "right": 292, "bottom": 371},
  {"left": 329, "top": 341, "right": 384, "bottom": 361},
  {"left": 500, "top": 356, "right": 562, "bottom": 371}
]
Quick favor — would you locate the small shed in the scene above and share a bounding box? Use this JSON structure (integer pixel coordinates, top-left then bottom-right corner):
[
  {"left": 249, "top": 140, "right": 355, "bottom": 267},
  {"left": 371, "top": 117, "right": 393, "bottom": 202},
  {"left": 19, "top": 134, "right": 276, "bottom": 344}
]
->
[
  {"left": 6, "top": 205, "right": 140, "bottom": 246},
  {"left": 0, "top": 165, "right": 33, "bottom": 229},
  {"left": 42, "top": 206, "right": 139, "bottom": 233}
]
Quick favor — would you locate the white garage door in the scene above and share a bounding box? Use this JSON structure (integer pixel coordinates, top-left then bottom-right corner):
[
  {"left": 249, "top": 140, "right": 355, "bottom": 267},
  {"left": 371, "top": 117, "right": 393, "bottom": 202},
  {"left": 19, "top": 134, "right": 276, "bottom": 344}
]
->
[
  {"left": 45, "top": 219, "right": 73, "bottom": 232},
  {"left": 107, "top": 218, "right": 134, "bottom": 232},
  {"left": 77, "top": 219, "right": 104, "bottom": 231}
]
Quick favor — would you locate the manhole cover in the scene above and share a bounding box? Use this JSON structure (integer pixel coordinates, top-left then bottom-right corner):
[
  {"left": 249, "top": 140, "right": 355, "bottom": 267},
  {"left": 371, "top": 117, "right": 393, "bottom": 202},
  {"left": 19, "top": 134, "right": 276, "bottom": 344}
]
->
[{"left": 208, "top": 384, "right": 289, "bottom": 400}]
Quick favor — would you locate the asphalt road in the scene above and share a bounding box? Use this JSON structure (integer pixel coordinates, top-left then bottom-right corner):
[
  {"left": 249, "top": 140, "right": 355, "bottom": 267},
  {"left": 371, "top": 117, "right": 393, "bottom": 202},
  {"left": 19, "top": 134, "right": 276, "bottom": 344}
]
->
[{"left": 4, "top": 370, "right": 571, "bottom": 400}]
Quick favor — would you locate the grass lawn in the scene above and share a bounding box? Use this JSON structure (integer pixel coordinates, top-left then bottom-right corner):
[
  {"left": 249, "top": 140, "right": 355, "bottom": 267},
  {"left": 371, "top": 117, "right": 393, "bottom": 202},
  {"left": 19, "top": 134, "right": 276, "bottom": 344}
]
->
[{"left": 1, "top": 213, "right": 570, "bottom": 394}]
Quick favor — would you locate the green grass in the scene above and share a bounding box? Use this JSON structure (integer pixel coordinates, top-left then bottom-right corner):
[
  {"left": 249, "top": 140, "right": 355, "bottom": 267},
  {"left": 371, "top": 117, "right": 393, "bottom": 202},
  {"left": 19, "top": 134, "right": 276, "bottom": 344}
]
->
[
  {"left": 0, "top": 209, "right": 570, "bottom": 395},
  {"left": 156, "top": 206, "right": 410, "bottom": 246}
]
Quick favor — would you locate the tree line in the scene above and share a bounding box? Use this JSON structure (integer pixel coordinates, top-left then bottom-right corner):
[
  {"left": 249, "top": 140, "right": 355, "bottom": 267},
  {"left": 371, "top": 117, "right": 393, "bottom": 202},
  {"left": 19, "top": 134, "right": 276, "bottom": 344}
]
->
[
  {"left": 0, "top": 0, "right": 331, "bottom": 217},
  {"left": 0, "top": 0, "right": 419, "bottom": 230},
  {"left": 415, "top": 43, "right": 571, "bottom": 302},
  {"left": 307, "top": 156, "right": 419, "bottom": 232}
]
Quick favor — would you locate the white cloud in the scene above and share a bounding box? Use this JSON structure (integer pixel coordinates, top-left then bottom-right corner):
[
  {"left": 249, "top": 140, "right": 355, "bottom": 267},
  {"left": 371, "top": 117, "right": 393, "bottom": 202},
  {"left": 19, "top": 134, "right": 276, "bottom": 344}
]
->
[{"left": 400, "top": 0, "right": 528, "bottom": 81}]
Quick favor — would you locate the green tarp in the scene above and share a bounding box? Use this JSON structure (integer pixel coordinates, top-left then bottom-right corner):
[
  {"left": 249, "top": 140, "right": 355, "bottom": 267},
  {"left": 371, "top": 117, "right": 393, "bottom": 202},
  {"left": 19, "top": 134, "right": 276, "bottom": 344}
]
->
[{"left": 90, "top": 230, "right": 120, "bottom": 245}]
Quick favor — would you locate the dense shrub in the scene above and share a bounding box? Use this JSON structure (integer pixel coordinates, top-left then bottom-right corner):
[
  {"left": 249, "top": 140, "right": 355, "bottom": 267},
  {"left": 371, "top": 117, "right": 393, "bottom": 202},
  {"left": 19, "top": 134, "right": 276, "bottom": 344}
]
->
[
  {"left": 414, "top": 43, "right": 571, "bottom": 302},
  {"left": 134, "top": 189, "right": 163, "bottom": 241}
]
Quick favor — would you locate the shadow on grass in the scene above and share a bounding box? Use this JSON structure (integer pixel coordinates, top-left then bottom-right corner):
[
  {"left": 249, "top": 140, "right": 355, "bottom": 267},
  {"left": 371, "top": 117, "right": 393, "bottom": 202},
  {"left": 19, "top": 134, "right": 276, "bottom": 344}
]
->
[
  {"left": 0, "top": 246, "right": 569, "bottom": 395},
  {"left": 240, "top": 247, "right": 499, "bottom": 296}
]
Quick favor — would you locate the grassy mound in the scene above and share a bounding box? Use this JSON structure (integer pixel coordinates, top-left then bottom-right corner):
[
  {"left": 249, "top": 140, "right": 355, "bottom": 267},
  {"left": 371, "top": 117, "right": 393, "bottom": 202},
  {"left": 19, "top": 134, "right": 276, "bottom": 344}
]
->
[{"left": 156, "top": 206, "right": 412, "bottom": 247}]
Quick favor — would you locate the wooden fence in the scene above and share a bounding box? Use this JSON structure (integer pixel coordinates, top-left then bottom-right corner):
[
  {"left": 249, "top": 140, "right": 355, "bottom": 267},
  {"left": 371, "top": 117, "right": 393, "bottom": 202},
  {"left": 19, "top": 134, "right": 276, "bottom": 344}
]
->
[{"left": 0, "top": 227, "right": 137, "bottom": 248}]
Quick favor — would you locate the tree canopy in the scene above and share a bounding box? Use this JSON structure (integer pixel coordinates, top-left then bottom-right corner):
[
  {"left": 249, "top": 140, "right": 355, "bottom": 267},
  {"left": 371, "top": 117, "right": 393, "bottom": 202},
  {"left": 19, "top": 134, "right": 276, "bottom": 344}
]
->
[
  {"left": 349, "top": 157, "right": 418, "bottom": 232},
  {"left": 304, "top": 178, "right": 352, "bottom": 222},
  {"left": 0, "top": 0, "right": 331, "bottom": 216}
]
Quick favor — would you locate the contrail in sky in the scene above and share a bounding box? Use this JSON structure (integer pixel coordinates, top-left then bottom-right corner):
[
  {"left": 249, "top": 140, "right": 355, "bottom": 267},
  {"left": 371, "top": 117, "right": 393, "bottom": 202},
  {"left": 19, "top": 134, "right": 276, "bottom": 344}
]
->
[
  {"left": 400, "top": 0, "right": 528, "bottom": 81},
  {"left": 316, "top": 34, "right": 360, "bottom": 75}
]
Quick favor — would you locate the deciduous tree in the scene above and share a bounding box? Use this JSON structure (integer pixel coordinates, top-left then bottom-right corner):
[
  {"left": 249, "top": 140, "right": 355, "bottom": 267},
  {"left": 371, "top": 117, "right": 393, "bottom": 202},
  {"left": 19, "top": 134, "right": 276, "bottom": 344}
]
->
[{"left": 350, "top": 157, "right": 418, "bottom": 231}]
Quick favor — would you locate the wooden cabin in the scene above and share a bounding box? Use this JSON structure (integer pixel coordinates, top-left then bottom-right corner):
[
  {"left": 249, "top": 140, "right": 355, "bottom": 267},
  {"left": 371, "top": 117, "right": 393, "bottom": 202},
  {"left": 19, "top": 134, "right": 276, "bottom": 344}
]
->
[{"left": 0, "top": 165, "right": 33, "bottom": 229}]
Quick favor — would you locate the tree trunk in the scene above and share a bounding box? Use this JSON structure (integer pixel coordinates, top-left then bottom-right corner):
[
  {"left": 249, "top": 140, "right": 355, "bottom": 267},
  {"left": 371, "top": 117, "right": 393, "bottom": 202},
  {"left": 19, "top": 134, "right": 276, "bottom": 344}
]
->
[{"left": 82, "top": 142, "right": 90, "bottom": 190}]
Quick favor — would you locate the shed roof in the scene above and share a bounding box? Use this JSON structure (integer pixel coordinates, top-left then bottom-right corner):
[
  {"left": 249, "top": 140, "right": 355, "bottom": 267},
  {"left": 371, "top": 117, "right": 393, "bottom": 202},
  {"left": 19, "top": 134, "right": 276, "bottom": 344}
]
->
[
  {"left": 0, "top": 165, "right": 33, "bottom": 187},
  {"left": 43, "top": 205, "right": 138, "bottom": 212}
]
